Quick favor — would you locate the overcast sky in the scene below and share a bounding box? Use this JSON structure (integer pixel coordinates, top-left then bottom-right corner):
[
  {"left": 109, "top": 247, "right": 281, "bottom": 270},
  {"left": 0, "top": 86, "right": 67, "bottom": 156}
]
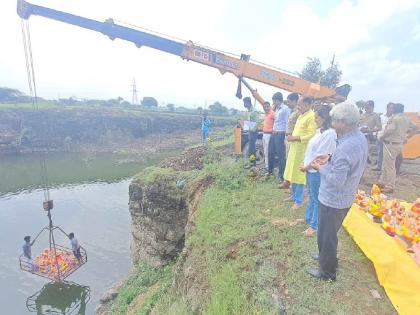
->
[{"left": 1, "top": 0, "right": 420, "bottom": 111}]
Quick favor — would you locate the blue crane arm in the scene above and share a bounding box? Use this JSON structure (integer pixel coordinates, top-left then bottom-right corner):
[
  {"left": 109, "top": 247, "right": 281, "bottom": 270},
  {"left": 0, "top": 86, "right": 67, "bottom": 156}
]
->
[{"left": 17, "top": 0, "right": 185, "bottom": 57}]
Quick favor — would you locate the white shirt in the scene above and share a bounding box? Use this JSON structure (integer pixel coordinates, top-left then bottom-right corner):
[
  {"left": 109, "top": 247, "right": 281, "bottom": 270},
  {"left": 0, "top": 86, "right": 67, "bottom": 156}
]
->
[
  {"left": 377, "top": 114, "right": 390, "bottom": 137},
  {"left": 303, "top": 128, "right": 337, "bottom": 173}
]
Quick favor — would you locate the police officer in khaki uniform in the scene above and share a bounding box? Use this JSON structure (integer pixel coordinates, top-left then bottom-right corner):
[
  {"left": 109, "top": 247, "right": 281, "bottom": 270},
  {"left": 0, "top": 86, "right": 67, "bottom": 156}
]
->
[
  {"left": 360, "top": 100, "right": 382, "bottom": 165},
  {"left": 378, "top": 103, "right": 418, "bottom": 193}
]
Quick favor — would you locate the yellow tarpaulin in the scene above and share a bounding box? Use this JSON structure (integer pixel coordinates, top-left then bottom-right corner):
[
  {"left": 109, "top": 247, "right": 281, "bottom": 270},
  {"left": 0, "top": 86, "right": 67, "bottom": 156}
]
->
[{"left": 343, "top": 205, "right": 420, "bottom": 315}]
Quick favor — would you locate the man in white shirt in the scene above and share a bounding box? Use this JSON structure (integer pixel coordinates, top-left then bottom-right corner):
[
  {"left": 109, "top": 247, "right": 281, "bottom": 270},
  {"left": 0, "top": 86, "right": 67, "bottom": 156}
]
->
[{"left": 69, "top": 232, "right": 82, "bottom": 264}]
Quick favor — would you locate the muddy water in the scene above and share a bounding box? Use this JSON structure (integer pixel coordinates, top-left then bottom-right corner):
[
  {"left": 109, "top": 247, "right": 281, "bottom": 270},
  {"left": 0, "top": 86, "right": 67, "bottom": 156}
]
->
[{"left": 0, "top": 152, "right": 166, "bottom": 315}]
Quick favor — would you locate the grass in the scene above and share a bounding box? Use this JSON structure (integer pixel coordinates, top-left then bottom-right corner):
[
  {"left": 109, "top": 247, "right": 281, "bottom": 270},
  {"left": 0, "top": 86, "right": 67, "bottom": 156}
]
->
[
  {"left": 111, "top": 148, "right": 397, "bottom": 314},
  {"left": 150, "top": 158, "right": 396, "bottom": 314},
  {"left": 108, "top": 262, "right": 173, "bottom": 315}
]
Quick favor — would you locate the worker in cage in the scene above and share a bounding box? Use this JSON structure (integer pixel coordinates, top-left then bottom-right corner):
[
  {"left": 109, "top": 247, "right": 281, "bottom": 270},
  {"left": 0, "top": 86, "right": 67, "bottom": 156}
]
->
[
  {"left": 69, "top": 233, "right": 82, "bottom": 264},
  {"left": 22, "top": 235, "right": 36, "bottom": 271}
]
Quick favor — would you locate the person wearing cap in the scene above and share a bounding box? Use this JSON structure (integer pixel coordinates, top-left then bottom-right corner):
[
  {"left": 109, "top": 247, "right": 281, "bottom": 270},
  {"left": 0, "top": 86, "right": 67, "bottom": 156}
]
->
[
  {"left": 269, "top": 91, "right": 290, "bottom": 182},
  {"left": 378, "top": 103, "right": 418, "bottom": 193},
  {"left": 283, "top": 96, "right": 317, "bottom": 209},
  {"left": 308, "top": 101, "right": 367, "bottom": 281},
  {"left": 360, "top": 100, "right": 382, "bottom": 165},
  {"left": 279, "top": 92, "right": 300, "bottom": 189}
]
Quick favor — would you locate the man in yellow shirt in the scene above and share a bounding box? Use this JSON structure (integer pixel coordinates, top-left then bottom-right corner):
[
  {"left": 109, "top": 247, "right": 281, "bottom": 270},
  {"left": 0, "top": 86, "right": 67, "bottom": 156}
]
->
[{"left": 283, "top": 97, "right": 317, "bottom": 209}]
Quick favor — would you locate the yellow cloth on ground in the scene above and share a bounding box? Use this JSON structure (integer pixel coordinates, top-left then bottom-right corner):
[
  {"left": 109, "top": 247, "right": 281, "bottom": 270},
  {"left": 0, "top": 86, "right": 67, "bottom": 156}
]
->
[
  {"left": 343, "top": 205, "right": 420, "bottom": 315},
  {"left": 284, "top": 110, "right": 316, "bottom": 185}
]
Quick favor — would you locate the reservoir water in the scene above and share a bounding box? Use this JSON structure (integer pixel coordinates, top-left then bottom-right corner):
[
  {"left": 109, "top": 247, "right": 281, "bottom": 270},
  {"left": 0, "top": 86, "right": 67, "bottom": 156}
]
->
[{"left": 0, "top": 152, "right": 166, "bottom": 315}]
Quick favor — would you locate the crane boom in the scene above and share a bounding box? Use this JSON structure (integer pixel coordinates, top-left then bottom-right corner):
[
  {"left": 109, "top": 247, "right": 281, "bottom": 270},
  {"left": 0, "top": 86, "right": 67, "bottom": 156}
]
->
[{"left": 17, "top": 0, "right": 351, "bottom": 105}]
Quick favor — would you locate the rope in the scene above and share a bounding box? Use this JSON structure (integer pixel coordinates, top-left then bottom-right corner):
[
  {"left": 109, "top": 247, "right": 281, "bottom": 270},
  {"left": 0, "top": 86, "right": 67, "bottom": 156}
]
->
[{"left": 20, "top": 19, "right": 51, "bottom": 202}]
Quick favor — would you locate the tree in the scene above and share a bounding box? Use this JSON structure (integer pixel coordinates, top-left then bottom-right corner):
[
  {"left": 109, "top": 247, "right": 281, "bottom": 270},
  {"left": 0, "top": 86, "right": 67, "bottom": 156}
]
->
[
  {"left": 320, "top": 63, "right": 342, "bottom": 88},
  {"left": 141, "top": 96, "right": 158, "bottom": 107},
  {"left": 166, "top": 103, "right": 175, "bottom": 111},
  {"left": 208, "top": 101, "right": 228, "bottom": 116},
  {"left": 229, "top": 108, "right": 238, "bottom": 116},
  {"left": 299, "top": 57, "right": 342, "bottom": 88},
  {"left": 299, "top": 57, "right": 323, "bottom": 83}
]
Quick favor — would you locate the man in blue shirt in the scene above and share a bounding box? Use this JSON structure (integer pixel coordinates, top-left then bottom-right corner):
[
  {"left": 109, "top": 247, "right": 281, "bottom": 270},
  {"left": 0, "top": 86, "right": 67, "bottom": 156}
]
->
[
  {"left": 308, "top": 101, "right": 367, "bottom": 281},
  {"left": 269, "top": 92, "right": 290, "bottom": 182},
  {"left": 201, "top": 111, "right": 211, "bottom": 145}
]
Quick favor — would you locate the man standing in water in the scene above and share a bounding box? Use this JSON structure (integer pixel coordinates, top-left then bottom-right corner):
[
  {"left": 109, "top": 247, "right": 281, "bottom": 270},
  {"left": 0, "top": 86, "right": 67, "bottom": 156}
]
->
[{"left": 69, "top": 232, "right": 82, "bottom": 264}]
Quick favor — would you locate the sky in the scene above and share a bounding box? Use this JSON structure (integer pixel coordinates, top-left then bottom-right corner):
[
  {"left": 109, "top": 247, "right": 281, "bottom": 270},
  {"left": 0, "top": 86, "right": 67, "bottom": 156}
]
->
[{"left": 1, "top": 0, "right": 420, "bottom": 112}]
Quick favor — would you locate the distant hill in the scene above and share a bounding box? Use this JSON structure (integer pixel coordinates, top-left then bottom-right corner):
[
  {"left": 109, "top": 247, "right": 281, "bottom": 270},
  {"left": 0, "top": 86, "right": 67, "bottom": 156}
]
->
[{"left": 0, "top": 87, "right": 34, "bottom": 103}]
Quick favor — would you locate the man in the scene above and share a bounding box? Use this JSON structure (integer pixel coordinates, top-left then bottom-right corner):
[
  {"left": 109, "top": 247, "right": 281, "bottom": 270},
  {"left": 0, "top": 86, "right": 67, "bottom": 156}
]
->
[
  {"left": 373, "top": 102, "right": 393, "bottom": 171},
  {"left": 262, "top": 101, "right": 275, "bottom": 174},
  {"left": 201, "top": 111, "right": 211, "bottom": 145},
  {"left": 378, "top": 103, "right": 418, "bottom": 193},
  {"left": 22, "top": 235, "right": 36, "bottom": 271},
  {"left": 308, "top": 101, "right": 367, "bottom": 281},
  {"left": 283, "top": 97, "right": 316, "bottom": 209},
  {"left": 241, "top": 97, "right": 260, "bottom": 166},
  {"left": 69, "top": 232, "right": 82, "bottom": 264},
  {"left": 279, "top": 92, "right": 300, "bottom": 189},
  {"left": 360, "top": 100, "right": 382, "bottom": 165},
  {"left": 270, "top": 92, "right": 290, "bottom": 182},
  {"left": 22, "top": 235, "right": 35, "bottom": 260}
]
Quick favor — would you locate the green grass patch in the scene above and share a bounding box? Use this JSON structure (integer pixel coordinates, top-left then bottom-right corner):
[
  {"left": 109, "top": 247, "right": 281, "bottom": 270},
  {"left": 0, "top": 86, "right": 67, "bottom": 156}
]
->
[
  {"left": 108, "top": 262, "right": 173, "bottom": 315},
  {"left": 182, "top": 159, "right": 396, "bottom": 314}
]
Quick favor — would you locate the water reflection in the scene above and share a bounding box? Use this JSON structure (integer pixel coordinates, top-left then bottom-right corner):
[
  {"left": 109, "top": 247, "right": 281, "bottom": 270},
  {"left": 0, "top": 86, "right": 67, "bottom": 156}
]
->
[{"left": 26, "top": 281, "right": 91, "bottom": 315}]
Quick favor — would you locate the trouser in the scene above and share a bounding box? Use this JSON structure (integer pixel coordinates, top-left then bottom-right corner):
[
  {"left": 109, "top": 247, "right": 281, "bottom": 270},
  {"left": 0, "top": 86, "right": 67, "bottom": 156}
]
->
[
  {"left": 73, "top": 248, "right": 82, "bottom": 262},
  {"left": 269, "top": 132, "right": 286, "bottom": 180},
  {"left": 376, "top": 141, "right": 384, "bottom": 169},
  {"left": 379, "top": 143, "right": 403, "bottom": 189},
  {"left": 263, "top": 133, "right": 272, "bottom": 170},
  {"left": 201, "top": 128, "right": 209, "bottom": 144},
  {"left": 317, "top": 202, "right": 349, "bottom": 279},
  {"left": 367, "top": 140, "right": 378, "bottom": 165},
  {"left": 291, "top": 183, "right": 304, "bottom": 205},
  {"left": 304, "top": 172, "right": 320, "bottom": 230},
  {"left": 377, "top": 141, "right": 403, "bottom": 174}
]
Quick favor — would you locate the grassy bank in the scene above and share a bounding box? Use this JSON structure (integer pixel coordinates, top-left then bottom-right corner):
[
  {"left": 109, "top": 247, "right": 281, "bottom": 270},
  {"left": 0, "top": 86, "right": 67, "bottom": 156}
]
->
[{"left": 111, "top": 154, "right": 396, "bottom": 314}]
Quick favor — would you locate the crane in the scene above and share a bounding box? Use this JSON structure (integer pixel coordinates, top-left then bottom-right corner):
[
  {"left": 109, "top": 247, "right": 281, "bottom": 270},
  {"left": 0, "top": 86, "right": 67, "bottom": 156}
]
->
[{"left": 16, "top": 0, "right": 351, "bottom": 107}]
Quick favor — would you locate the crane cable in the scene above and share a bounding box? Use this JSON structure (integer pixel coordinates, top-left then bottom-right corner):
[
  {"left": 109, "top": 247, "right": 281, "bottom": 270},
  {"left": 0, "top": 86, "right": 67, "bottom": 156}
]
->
[{"left": 20, "top": 19, "right": 51, "bottom": 203}]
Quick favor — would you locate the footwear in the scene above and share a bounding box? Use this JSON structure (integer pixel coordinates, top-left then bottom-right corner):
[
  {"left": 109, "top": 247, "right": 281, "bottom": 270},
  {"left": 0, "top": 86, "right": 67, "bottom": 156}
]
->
[
  {"left": 283, "top": 196, "right": 293, "bottom": 202},
  {"left": 292, "top": 203, "right": 303, "bottom": 210},
  {"left": 307, "top": 268, "right": 335, "bottom": 281},
  {"left": 278, "top": 181, "right": 290, "bottom": 189},
  {"left": 303, "top": 227, "right": 316, "bottom": 237},
  {"left": 312, "top": 254, "right": 339, "bottom": 268}
]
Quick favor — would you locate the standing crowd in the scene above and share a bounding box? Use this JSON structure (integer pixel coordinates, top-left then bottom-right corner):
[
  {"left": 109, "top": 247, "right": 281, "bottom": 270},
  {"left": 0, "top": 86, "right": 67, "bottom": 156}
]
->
[{"left": 241, "top": 93, "right": 418, "bottom": 281}]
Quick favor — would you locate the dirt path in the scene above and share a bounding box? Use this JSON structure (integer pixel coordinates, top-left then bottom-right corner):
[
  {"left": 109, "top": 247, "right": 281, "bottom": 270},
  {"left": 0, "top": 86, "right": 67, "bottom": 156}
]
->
[{"left": 360, "top": 159, "right": 420, "bottom": 201}]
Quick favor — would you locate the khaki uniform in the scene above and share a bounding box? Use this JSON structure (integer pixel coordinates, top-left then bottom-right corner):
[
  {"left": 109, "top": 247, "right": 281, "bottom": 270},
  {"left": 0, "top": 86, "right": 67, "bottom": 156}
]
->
[
  {"left": 379, "top": 113, "right": 418, "bottom": 189},
  {"left": 360, "top": 112, "right": 382, "bottom": 164}
]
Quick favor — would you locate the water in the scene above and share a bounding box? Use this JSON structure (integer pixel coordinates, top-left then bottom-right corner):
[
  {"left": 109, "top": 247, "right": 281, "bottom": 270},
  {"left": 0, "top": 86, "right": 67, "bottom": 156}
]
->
[{"left": 0, "top": 152, "right": 165, "bottom": 314}]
